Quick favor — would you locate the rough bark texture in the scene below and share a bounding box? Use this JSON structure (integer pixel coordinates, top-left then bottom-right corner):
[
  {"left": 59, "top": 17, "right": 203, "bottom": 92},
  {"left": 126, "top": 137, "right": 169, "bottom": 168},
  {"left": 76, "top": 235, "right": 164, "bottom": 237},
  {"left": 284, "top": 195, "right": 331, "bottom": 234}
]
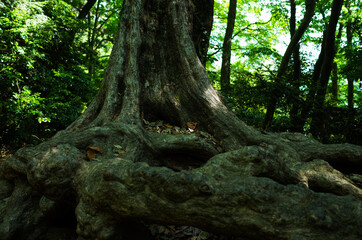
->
[{"left": 1, "top": 0, "right": 362, "bottom": 239}]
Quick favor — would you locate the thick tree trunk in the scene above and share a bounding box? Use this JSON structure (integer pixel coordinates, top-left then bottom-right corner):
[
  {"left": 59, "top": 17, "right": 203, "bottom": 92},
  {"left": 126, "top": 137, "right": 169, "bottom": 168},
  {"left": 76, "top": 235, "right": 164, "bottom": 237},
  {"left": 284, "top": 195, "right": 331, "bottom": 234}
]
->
[
  {"left": 220, "top": 0, "right": 237, "bottom": 93},
  {"left": 1, "top": 0, "right": 362, "bottom": 239},
  {"left": 310, "top": 0, "right": 344, "bottom": 141},
  {"left": 263, "top": 0, "right": 316, "bottom": 130}
]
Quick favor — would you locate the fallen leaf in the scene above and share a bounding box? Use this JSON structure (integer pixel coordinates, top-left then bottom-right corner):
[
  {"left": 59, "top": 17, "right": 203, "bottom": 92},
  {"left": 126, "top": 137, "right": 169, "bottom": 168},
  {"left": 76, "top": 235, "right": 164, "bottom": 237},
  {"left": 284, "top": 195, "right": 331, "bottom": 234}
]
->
[
  {"left": 86, "top": 146, "right": 101, "bottom": 161},
  {"left": 88, "top": 146, "right": 101, "bottom": 152},
  {"left": 187, "top": 122, "right": 198, "bottom": 130},
  {"left": 86, "top": 150, "right": 96, "bottom": 161}
]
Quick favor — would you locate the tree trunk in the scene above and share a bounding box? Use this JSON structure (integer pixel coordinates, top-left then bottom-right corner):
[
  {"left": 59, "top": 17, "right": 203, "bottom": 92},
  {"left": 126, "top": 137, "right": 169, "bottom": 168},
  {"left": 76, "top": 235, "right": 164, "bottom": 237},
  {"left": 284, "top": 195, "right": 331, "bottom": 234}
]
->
[
  {"left": 78, "top": 0, "right": 98, "bottom": 20},
  {"left": 345, "top": 5, "right": 355, "bottom": 142},
  {"left": 1, "top": 0, "right": 362, "bottom": 239},
  {"left": 299, "top": 30, "right": 327, "bottom": 132},
  {"left": 289, "top": 0, "right": 303, "bottom": 131},
  {"left": 310, "top": 0, "right": 344, "bottom": 141},
  {"left": 191, "top": 0, "right": 214, "bottom": 66},
  {"left": 330, "top": 23, "right": 343, "bottom": 105},
  {"left": 220, "top": 0, "right": 237, "bottom": 93},
  {"left": 263, "top": 0, "right": 316, "bottom": 130}
]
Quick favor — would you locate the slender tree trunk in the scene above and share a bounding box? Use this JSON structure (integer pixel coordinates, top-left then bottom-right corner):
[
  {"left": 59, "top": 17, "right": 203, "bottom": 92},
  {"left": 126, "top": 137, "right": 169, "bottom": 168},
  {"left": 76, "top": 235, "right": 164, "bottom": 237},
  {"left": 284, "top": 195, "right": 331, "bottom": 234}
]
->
[
  {"left": 78, "top": 0, "right": 98, "bottom": 19},
  {"left": 1, "top": 1, "right": 362, "bottom": 239},
  {"left": 346, "top": 7, "right": 355, "bottom": 142},
  {"left": 300, "top": 24, "right": 342, "bottom": 132},
  {"left": 310, "top": 0, "right": 344, "bottom": 141},
  {"left": 87, "top": 14, "right": 94, "bottom": 82},
  {"left": 331, "top": 62, "right": 338, "bottom": 103},
  {"left": 86, "top": 0, "right": 101, "bottom": 83},
  {"left": 299, "top": 30, "right": 327, "bottom": 132},
  {"left": 263, "top": 0, "right": 316, "bottom": 130},
  {"left": 330, "top": 23, "right": 343, "bottom": 105},
  {"left": 289, "top": 0, "right": 302, "bottom": 131},
  {"left": 220, "top": 0, "right": 237, "bottom": 93}
]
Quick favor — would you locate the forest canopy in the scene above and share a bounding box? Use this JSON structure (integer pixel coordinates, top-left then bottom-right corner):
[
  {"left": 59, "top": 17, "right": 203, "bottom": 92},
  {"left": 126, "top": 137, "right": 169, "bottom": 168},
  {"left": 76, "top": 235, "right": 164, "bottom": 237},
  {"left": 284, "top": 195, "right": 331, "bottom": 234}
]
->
[{"left": 0, "top": 0, "right": 361, "bottom": 146}]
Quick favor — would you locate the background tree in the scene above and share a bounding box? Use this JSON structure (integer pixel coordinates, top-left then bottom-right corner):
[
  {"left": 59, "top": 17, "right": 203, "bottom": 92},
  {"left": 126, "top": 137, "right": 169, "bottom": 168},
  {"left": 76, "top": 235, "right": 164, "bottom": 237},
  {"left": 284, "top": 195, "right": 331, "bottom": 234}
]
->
[
  {"left": 220, "top": 0, "right": 237, "bottom": 93},
  {"left": 288, "top": 0, "right": 303, "bottom": 131},
  {"left": 309, "top": 0, "right": 344, "bottom": 141},
  {"left": 208, "top": 0, "right": 361, "bottom": 143},
  {"left": 263, "top": 0, "right": 316, "bottom": 130},
  {"left": 341, "top": 0, "right": 362, "bottom": 142}
]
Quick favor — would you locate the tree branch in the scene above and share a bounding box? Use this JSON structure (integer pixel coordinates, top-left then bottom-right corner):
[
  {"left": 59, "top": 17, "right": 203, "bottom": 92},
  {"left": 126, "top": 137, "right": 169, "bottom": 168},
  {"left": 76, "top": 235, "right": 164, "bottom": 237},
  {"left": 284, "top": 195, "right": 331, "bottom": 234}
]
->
[{"left": 78, "top": 0, "right": 98, "bottom": 20}]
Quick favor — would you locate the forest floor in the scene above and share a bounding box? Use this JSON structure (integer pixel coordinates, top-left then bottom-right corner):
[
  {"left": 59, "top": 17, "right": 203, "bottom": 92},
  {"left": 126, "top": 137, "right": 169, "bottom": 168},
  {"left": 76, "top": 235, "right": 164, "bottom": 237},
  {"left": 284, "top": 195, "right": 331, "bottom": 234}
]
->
[{"left": 0, "top": 145, "right": 15, "bottom": 162}]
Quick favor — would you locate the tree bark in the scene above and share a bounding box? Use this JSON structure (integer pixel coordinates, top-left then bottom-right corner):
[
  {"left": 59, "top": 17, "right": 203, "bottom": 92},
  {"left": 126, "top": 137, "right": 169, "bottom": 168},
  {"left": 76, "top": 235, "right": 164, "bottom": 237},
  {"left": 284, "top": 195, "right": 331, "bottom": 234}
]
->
[
  {"left": 191, "top": 0, "right": 214, "bottom": 66},
  {"left": 345, "top": 1, "right": 355, "bottom": 142},
  {"left": 1, "top": 0, "right": 362, "bottom": 239},
  {"left": 263, "top": 0, "right": 316, "bottom": 130},
  {"left": 289, "top": 0, "right": 303, "bottom": 131},
  {"left": 78, "top": 0, "right": 98, "bottom": 20},
  {"left": 310, "top": 0, "right": 344, "bottom": 141},
  {"left": 220, "top": 0, "right": 237, "bottom": 93},
  {"left": 331, "top": 23, "right": 343, "bottom": 105},
  {"left": 299, "top": 30, "right": 327, "bottom": 132}
]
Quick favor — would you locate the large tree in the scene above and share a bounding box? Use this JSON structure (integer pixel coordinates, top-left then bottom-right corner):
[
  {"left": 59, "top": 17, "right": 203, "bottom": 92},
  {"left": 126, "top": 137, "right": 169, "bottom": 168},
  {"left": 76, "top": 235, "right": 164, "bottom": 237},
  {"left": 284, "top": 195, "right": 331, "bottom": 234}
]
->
[{"left": 1, "top": 0, "right": 362, "bottom": 239}]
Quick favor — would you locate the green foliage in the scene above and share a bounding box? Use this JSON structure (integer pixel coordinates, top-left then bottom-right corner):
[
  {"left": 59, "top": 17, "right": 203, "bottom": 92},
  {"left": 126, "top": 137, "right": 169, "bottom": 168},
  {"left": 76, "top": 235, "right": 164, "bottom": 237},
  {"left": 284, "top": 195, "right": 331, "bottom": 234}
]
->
[
  {"left": 1, "top": 0, "right": 360, "bottom": 146},
  {"left": 0, "top": 0, "right": 122, "bottom": 146},
  {"left": 207, "top": 0, "right": 362, "bottom": 144}
]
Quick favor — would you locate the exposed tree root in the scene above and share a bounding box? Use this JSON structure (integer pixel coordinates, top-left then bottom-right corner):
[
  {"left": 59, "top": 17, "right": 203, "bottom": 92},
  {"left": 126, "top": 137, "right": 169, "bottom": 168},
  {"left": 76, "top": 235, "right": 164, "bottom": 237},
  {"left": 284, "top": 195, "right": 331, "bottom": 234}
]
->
[
  {"left": 72, "top": 157, "right": 362, "bottom": 239},
  {"left": 1, "top": 124, "right": 362, "bottom": 239}
]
